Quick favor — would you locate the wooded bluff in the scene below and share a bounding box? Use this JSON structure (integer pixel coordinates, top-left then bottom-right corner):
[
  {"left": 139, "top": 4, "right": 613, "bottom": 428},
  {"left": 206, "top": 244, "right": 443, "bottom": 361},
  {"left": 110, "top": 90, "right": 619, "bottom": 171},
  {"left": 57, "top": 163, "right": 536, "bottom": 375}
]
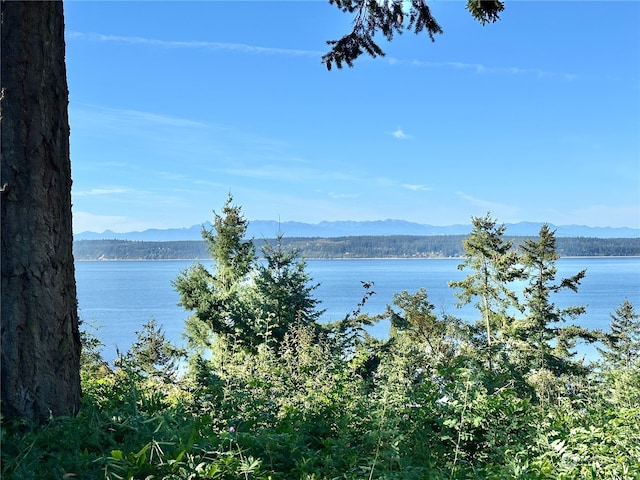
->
[{"left": 73, "top": 235, "right": 640, "bottom": 260}]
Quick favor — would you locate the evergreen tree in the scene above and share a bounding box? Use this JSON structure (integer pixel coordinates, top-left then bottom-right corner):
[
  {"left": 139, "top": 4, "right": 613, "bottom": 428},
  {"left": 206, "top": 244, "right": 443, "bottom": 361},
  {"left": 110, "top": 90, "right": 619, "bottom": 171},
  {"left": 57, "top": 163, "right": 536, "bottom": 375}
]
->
[
  {"left": 174, "top": 194, "right": 257, "bottom": 351},
  {"left": 125, "top": 318, "right": 184, "bottom": 381},
  {"left": 251, "top": 234, "right": 325, "bottom": 350},
  {"left": 203, "top": 193, "right": 255, "bottom": 291},
  {"left": 517, "top": 225, "right": 594, "bottom": 384},
  {"left": 598, "top": 300, "right": 640, "bottom": 370},
  {"left": 175, "top": 198, "right": 324, "bottom": 354},
  {"left": 449, "top": 213, "right": 523, "bottom": 371}
]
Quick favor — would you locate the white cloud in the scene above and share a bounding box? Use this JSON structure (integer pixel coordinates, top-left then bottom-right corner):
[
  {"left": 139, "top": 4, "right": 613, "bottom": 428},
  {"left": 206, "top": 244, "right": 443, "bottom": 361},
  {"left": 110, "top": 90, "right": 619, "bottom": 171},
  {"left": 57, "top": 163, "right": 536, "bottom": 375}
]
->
[
  {"left": 70, "top": 104, "right": 291, "bottom": 164},
  {"left": 70, "top": 104, "right": 208, "bottom": 130},
  {"left": 219, "top": 164, "right": 308, "bottom": 182},
  {"left": 329, "top": 192, "right": 358, "bottom": 199},
  {"left": 217, "top": 163, "right": 363, "bottom": 184},
  {"left": 455, "top": 191, "right": 519, "bottom": 219},
  {"left": 387, "top": 57, "right": 576, "bottom": 80},
  {"left": 402, "top": 184, "right": 430, "bottom": 191},
  {"left": 389, "top": 128, "right": 412, "bottom": 139},
  {"left": 73, "top": 187, "right": 132, "bottom": 197},
  {"left": 67, "top": 31, "right": 321, "bottom": 58}
]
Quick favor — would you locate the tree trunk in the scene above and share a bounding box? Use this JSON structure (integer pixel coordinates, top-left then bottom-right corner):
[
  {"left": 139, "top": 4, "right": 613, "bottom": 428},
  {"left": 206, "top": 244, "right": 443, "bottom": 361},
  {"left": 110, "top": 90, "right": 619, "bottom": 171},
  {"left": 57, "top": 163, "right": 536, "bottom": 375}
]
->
[{"left": 1, "top": 0, "right": 81, "bottom": 421}]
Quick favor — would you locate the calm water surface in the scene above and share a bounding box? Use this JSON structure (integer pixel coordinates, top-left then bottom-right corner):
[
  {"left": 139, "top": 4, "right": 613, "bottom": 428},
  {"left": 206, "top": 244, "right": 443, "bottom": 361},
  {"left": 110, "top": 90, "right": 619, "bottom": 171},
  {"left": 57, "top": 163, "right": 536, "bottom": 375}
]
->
[{"left": 75, "top": 258, "right": 640, "bottom": 362}]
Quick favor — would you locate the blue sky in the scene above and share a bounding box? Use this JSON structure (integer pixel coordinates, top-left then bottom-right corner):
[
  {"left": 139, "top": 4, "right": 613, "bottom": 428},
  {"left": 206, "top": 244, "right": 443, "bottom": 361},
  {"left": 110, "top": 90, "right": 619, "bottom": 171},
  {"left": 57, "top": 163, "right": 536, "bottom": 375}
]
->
[{"left": 64, "top": 1, "right": 640, "bottom": 233}]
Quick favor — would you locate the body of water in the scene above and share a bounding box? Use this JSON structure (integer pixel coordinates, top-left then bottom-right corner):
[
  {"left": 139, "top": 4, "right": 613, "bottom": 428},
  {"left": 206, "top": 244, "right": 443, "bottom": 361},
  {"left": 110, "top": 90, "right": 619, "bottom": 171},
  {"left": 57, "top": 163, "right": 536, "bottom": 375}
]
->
[{"left": 75, "top": 257, "right": 640, "bottom": 363}]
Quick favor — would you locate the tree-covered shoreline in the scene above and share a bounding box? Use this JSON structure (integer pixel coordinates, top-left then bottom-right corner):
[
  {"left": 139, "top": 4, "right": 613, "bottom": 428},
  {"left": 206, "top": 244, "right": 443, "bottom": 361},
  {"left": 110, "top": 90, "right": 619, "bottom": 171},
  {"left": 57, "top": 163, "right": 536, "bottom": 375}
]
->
[{"left": 74, "top": 235, "right": 640, "bottom": 261}]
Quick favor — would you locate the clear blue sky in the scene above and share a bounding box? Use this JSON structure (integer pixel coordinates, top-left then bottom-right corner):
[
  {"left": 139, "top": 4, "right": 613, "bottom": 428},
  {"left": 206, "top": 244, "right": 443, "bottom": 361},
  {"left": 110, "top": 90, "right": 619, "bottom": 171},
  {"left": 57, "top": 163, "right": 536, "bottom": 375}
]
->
[{"left": 64, "top": 1, "right": 640, "bottom": 233}]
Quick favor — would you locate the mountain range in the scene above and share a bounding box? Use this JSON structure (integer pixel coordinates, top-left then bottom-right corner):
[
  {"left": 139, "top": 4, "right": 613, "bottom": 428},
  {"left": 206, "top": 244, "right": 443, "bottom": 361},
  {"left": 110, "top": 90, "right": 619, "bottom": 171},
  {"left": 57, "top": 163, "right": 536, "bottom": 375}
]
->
[{"left": 74, "top": 220, "right": 640, "bottom": 241}]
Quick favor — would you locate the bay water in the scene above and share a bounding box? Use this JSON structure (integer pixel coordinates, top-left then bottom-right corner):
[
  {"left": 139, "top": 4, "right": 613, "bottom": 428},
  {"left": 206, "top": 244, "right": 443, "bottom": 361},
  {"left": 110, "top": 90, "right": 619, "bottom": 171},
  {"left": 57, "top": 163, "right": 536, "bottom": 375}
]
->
[{"left": 75, "top": 257, "right": 640, "bottom": 363}]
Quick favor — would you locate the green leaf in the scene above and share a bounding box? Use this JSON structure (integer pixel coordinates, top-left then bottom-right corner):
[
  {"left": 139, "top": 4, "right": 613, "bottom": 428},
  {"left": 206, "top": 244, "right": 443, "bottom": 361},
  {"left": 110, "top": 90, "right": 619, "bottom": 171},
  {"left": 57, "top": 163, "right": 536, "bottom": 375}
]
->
[{"left": 111, "top": 450, "right": 124, "bottom": 460}]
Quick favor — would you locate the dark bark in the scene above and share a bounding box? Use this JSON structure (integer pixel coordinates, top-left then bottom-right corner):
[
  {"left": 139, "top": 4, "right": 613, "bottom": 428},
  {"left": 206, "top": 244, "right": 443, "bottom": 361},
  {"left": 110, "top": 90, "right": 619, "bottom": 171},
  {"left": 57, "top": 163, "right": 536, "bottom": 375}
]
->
[{"left": 1, "top": 0, "right": 81, "bottom": 421}]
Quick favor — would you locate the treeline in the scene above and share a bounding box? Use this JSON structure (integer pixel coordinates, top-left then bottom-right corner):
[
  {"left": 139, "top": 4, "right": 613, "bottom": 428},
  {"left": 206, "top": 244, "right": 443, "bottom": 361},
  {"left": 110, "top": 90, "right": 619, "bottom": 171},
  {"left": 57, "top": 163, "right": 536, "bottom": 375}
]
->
[
  {"left": 74, "top": 239, "right": 209, "bottom": 261},
  {"left": 74, "top": 235, "right": 640, "bottom": 260}
]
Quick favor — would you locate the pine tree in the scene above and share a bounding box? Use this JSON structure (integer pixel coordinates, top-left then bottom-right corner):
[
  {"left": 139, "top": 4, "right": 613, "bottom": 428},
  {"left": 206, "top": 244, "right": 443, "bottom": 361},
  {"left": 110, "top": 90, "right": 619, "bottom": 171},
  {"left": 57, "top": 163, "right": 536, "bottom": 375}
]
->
[
  {"left": 517, "top": 225, "right": 594, "bottom": 380},
  {"left": 203, "top": 193, "right": 255, "bottom": 291},
  {"left": 125, "top": 318, "right": 183, "bottom": 381},
  {"left": 449, "top": 213, "right": 523, "bottom": 371},
  {"left": 598, "top": 300, "right": 640, "bottom": 370},
  {"left": 175, "top": 198, "right": 324, "bottom": 354},
  {"left": 251, "top": 233, "right": 324, "bottom": 350},
  {"left": 174, "top": 194, "right": 257, "bottom": 351}
]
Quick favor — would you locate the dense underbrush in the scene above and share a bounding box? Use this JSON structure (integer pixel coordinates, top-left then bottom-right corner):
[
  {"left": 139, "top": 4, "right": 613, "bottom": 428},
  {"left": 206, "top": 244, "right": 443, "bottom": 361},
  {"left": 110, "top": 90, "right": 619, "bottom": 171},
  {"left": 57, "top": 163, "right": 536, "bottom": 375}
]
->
[{"left": 3, "top": 321, "right": 639, "bottom": 479}]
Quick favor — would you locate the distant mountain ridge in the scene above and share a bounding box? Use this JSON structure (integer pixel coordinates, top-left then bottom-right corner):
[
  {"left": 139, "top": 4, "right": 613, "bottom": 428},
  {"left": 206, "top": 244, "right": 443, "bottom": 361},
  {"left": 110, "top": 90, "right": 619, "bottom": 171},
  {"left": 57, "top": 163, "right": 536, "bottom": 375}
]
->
[{"left": 74, "top": 219, "right": 640, "bottom": 241}]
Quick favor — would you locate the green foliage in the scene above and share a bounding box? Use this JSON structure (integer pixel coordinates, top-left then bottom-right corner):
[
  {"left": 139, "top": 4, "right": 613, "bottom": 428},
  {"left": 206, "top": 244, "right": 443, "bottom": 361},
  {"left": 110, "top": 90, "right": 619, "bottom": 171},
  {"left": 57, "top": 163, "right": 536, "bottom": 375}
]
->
[
  {"left": 5, "top": 210, "right": 640, "bottom": 479},
  {"left": 466, "top": 0, "right": 505, "bottom": 25},
  {"left": 80, "top": 319, "right": 110, "bottom": 382},
  {"left": 250, "top": 234, "right": 325, "bottom": 349},
  {"left": 326, "top": 280, "right": 383, "bottom": 359},
  {"left": 175, "top": 197, "right": 324, "bottom": 354},
  {"left": 203, "top": 193, "right": 256, "bottom": 291},
  {"left": 533, "top": 394, "right": 640, "bottom": 479},
  {"left": 450, "top": 213, "right": 524, "bottom": 371},
  {"left": 122, "top": 318, "right": 185, "bottom": 381},
  {"left": 513, "top": 224, "right": 599, "bottom": 401},
  {"left": 323, "top": 0, "right": 504, "bottom": 69},
  {"left": 597, "top": 299, "right": 640, "bottom": 370},
  {"left": 174, "top": 194, "right": 259, "bottom": 351},
  {"left": 386, "top": 288, "right": 463, "bottom": 375}
]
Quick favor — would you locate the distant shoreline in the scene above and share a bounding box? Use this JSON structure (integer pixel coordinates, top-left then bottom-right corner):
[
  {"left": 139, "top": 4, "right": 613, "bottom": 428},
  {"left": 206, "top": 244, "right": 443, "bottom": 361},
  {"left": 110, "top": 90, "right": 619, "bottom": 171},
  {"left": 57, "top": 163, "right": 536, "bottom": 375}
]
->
[
  {"left": 74, "top": 255, "right": 640, "bottom": 262},
  {"left": 73, "top": 236, "right": 640, "bottom": 261}
]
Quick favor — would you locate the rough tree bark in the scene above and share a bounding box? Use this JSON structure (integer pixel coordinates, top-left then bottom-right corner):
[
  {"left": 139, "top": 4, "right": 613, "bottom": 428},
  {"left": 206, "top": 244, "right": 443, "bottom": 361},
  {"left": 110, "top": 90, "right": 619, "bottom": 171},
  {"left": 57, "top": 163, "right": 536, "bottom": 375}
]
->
[{"left": 1, "top": 0, "right": 81, "bottom": 421}]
